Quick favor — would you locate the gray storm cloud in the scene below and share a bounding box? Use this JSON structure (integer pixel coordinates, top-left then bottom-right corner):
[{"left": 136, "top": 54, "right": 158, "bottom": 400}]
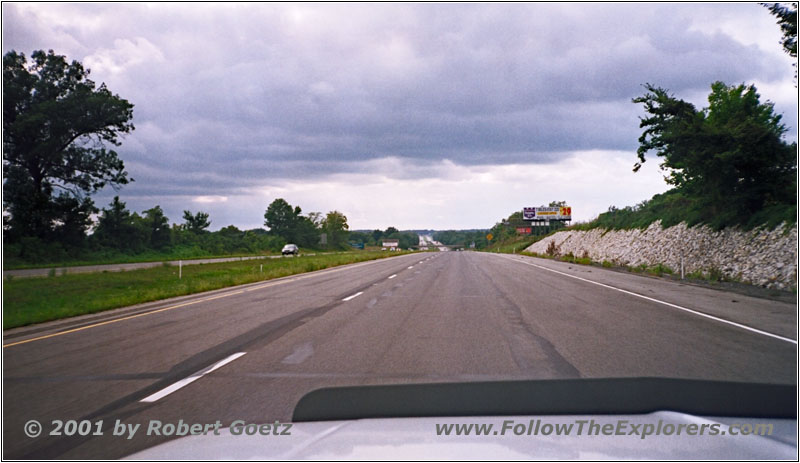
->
[{"left": 2, "top": 2, "right": 795, "bottom": 228}]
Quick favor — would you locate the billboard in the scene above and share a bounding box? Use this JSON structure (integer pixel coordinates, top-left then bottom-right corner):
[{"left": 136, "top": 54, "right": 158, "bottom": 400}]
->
[{"left": 523, "top": 206, "right": 572, "bottom": 221}]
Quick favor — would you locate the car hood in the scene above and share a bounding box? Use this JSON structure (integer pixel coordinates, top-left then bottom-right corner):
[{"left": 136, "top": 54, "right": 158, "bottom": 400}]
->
[{"left": 126, "top": 411, "right": 796, "bottom": 460}]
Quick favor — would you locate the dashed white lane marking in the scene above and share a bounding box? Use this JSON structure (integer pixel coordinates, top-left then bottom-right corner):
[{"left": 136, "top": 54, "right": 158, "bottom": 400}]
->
[
  {"left": 408, "top": 266, "right": 414, "bottom": 269},
  {"left": 342, "top": 291, "right": 363, "bottom": 302},
  {"left": 140, "top": 352, "right": 247, "bottom": 403},
  {"left": 500, "top": 255, "right": 797, "bottom": 345},
  {"left": 388, "top": 274, "right": 397, "bottom": 279}
]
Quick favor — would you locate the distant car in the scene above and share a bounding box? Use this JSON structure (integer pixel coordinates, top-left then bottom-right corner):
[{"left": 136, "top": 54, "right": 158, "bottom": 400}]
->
[{"left": 281, "top": 244, "right": 299, "bottom": 256}]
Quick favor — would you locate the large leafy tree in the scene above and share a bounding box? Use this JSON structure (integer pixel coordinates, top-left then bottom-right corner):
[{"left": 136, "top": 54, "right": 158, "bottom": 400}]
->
[
  {"left": 3, "top": 49, "right": 134, "bottom": 241},
  {"left": 633, "top": 81, "right": 796, "bottom": 228},
  {"left": 321, "top": 210, "right": 349, "bottom": 248},
  {"left": 264, "top": 198, "right": 301, "bottom": 242},
  {"left": 264, "top": 198, "right": 320, "bottom": 247}
]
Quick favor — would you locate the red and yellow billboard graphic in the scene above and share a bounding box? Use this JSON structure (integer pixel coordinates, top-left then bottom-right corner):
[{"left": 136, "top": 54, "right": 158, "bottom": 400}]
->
[{"left": 522, "top": 206, "right": 572, "bottom": 221}]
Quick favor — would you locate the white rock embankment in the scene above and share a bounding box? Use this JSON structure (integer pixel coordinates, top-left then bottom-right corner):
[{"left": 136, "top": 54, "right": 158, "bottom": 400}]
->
[{"left": 524, "top": 221, "right": 797, "bottom": 290}]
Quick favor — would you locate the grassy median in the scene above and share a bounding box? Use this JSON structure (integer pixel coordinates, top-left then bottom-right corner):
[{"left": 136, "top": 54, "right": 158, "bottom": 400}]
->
[{"left": 3, "top": 251, "right": 412, "bottom": 329}]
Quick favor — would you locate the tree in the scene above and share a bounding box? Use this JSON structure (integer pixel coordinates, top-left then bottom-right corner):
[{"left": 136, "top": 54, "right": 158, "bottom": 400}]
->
[
  {"left": 3, "top": 50, "right": 134, "bottom": 241},
  {"left": 307, "top": 211, "right": 324, "bottom": 227},
  {"left": 182, "top": 210, "right": 211, "bottom": 233},
  {"left": 764, "top": 3, "right": 797, "bottom": 58},
  {"left": 348, "top": 231, "right": 369, "bottom": 246},
  {"left": 548, "top": 200, "right": 567, "bottom": 207},
  {"left": 633, "top": 82, "right": 796, "bottom": 228},
  {"left": 51, "top": 195, "right": 96, "bottom": 248},
  {"left": 321, "top": 210, "right": 349, "bottom": 248},
  {"left": 141, "top": 205, "right": 170, "bottom": 249},
  {"left": 93, "top": 196, "right": 144, "bottom": 251},
  {"left": 294, "top": 216, "right": 321, "bottom": 248},
  {"left": 763, "top": 2, "right": 797, "bottom": 82},
  {"left": 264, "top": 198, "right": 301, "bottom": 242},
  {"left": 263, "top": 198, "right": 320, "bottom": 246}
]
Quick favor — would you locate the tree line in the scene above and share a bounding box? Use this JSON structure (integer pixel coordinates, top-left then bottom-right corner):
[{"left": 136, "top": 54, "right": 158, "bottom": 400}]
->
[
  {"left": 433, "top": 230, "right": 488, "bottom": 249},
  {"left": 348, "top": 227, "right": 420, "bottom": 249},
  {"left": 6, "top": 192, "right": 409, "bottom": 265},
  {"left": 4, "top": 193, "right": 278, "bottom": 264}
]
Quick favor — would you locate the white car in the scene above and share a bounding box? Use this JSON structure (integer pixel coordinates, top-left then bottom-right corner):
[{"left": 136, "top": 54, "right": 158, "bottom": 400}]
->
[
  {"left": 128, "top": 378, "right": 796, "bottom": 460},
  {"left": 281, "top": 244, "right": 299, "bottom": 256}
]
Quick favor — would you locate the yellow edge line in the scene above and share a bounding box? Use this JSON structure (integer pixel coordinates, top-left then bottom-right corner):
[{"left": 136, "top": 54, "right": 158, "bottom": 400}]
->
[
  {"left": 3, "top": 254, "right": 411, "bottom": 348},
  {"left": 3, "top": 291, "right": 244, "bottom": 348}
]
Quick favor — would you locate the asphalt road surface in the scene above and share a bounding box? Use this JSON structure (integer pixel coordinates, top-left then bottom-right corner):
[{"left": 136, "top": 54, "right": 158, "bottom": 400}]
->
[{"left": 3, "top": 251, "right": 796, "bottom": 459}]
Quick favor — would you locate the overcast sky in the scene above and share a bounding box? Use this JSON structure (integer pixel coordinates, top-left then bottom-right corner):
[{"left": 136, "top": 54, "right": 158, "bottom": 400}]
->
[{"left": 3, "top": 2, "right": 797, "bottom": 230}]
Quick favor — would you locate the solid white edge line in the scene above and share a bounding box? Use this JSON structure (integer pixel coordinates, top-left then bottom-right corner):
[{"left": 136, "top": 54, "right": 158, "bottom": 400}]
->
[
  {"left": 140, "top": 352, "right": 247, "bottom": 403},
  {"left": 342, "top": 291, "right": 363, "bottom": 302},
  {"left": 388, "top": 274, "right": 397, "bottom": 279},
  {"left": 498, "top": 255, "right": 797, "bottom": 345}
]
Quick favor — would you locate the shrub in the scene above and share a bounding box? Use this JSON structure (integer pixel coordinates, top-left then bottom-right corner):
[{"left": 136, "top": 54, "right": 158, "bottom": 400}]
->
[
  {"left": 648, "top": 263, "right": 674, "bottom": 276},
  {"left": 708, "top": 267, "right": 725, "bottom": 282},
  {"left": 687, "top": 269, "right": 706, "bottom": 280}
]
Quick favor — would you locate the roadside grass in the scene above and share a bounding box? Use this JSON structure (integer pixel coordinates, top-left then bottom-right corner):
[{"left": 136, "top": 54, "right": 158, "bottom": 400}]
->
[
  {"left": 2, "top": 247, "right": 282, "bottom": 270},
  {"left": 2, "top": 244, "right": 376, "bottom": 271},
  {"left": 3, "top": 251, "right": 412, "bottom": 329}
]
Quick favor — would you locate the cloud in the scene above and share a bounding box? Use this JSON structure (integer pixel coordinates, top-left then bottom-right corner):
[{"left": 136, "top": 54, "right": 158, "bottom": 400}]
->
[
  {"left": 3, "top": 3, "right": 796, "bottom": 229},
  {"left": 84, "top": 37, "right": 165, "bottom": 75},
  {"left": 193, "top": 196, "right": 228, "bottom": 204}
]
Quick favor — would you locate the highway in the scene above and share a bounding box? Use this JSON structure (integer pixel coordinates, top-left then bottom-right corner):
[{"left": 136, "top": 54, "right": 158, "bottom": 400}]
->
[{"left": 3, "top": 251, "right": 796, "bottom": 459}]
